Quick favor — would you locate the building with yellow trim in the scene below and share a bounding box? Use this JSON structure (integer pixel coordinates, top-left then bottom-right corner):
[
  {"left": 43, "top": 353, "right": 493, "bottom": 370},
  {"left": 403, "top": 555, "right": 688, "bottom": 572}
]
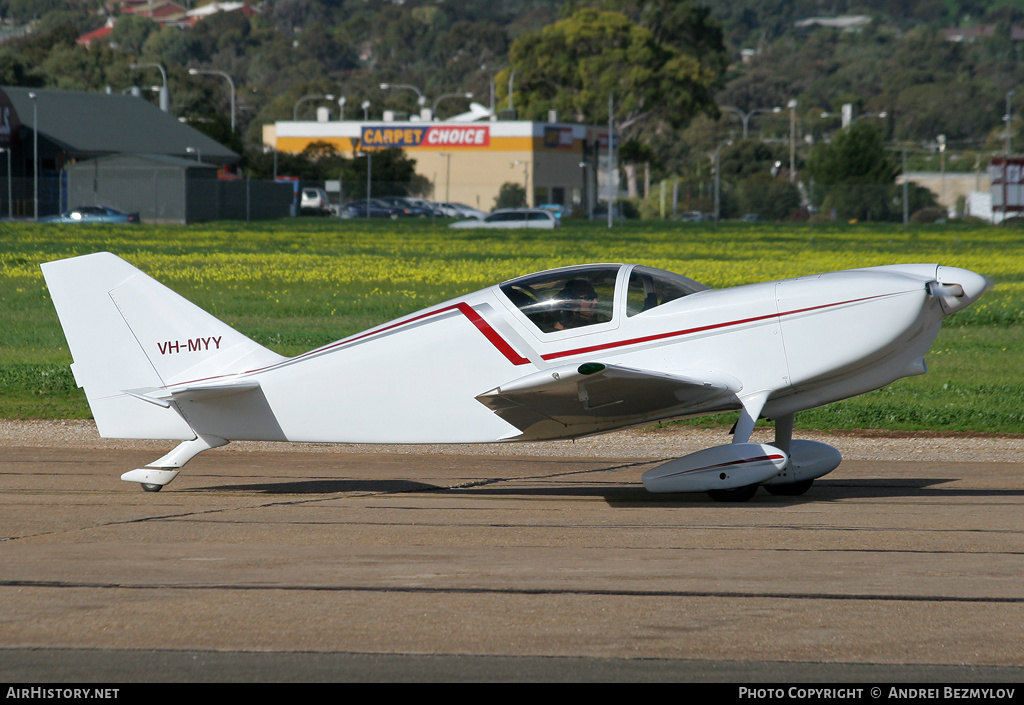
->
[{"left": 264, "top": 117, "right": 610, "bottom": 214}]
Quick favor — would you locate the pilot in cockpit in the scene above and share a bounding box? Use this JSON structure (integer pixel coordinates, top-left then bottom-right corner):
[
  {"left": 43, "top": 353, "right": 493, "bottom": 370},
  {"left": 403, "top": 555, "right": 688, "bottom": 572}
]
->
[{"left": 553, "top": 278, "right": 602, "bottom": 330}]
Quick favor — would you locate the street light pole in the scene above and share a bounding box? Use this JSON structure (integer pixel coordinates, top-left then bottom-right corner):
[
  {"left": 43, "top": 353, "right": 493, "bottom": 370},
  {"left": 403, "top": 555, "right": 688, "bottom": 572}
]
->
[
  {"left": 263, "top": 145, "right": 278, "bottom": 180},
  {"left": 788, "top": 99, "right": 798, "bottom": 183},
  {"left": 608, "top": 92, "right": 614, "bottom": 229},
  {"left": 938, "top": 133, "right": 947, "bottom": 207},
  {"left": 365, "top": 152, "right": 372, "bottom": 219},
  {"left": 293, "top": 93, "right": 335, "bottom": 121},
  {"left": 1005, "top": 91, "right": 1014, "bottom": 222},
  {"left": 0, "top": 147, "right": 11, "bottom": 219},
  {"left": 29, "top": 91, "right": 37, "bottom": 220},
  {"left": 432, "top": 92, "right": 473, "bottom": 120},
  {"left": 724, "top": 106, "right": 780, "bottom": 139},
  {"left": 131, "top": 62, "right": 169, "bottom": 112},
  {"left": 509, "top": 159, "right": 528, "bottom": 204},
  {"left": 380, "top": 83, "right": 427, "bottom": 118},
  {"left": 441, "top": 153, "right": 452, "bottom": 201},
  {"left": 902, "top": 147, "right": 909, "bottom": 225},
  {"left": 189, "top": 68, "right": 236, "bottom": 132},
  {"left": 714, "top": 139, "right": 732, "bottom": 226},
  {"left": 1006, "top": 91, "right": 1014, "bottom": 157}
]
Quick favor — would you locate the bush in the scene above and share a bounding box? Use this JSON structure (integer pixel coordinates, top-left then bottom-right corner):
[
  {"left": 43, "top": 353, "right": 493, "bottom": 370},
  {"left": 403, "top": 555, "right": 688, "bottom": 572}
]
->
[
  {"left": 910, "top": 207, "right": 947, "bottom": 223},
  {"left": 494, "top": 182, "right": 526, "bottom": 209},
  {"left": 736, "top": 173, "right": 801, "bottom": 221},
  {"left": 635, "top": 181, "right": 721, "bottom": 220}
]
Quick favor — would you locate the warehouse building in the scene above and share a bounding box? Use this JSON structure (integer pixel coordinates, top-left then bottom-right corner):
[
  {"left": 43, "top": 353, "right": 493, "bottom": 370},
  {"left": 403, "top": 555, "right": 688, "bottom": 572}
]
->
[
  {"left": 0, "top": 86, "right": 286, "bottom": 222},
  {"left": 265, "top": 114, "right": 612, "bottom": 215}
]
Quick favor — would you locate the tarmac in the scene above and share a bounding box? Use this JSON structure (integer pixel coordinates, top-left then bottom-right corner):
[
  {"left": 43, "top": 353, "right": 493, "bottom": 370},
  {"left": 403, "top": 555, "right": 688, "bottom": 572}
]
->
[{"left": 2, "top": 423, "right": 1023, "bottom": 683}]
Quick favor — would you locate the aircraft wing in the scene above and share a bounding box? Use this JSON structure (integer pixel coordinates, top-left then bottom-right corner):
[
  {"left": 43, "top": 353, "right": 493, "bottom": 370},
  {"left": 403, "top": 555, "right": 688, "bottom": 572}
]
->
[{"left": 475, "top": 362, "right": 740, "bottom": 435}]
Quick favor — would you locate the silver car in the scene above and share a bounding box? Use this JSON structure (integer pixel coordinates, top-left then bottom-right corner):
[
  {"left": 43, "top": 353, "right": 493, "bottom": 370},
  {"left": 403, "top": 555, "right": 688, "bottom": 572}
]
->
[
  {"left": 300, "top": 187, "right": 330, "bottom": 215},
  {"left": 436, "top": 201, "right": 488, "bottom": 219},
  {"left": 449, "top": 208, "right": 560, "bottom": 229}
]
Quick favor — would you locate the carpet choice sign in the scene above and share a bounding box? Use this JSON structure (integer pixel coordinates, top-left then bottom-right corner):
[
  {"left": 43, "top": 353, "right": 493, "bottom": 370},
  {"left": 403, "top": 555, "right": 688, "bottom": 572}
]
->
[{"left": 360, "top": 125, "right": 490, "bottom": 149}]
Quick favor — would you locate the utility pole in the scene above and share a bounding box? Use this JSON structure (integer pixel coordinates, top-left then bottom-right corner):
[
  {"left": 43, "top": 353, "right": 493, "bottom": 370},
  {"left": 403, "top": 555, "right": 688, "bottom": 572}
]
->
[
  {"left": 902, "top": 147, "right": 909, "bottom": 225},
  {"left": 788, "top": 99, "right": 798, "bottom": 183},
  {"left": 608, "top": 92, "right": 614, "bottom": 229},
  {"left": 1007, "top": 91, "right": 1014, "bottom": 157},
  {"left": 1005, "top": 91, "right": 1014, "bottom": 222}
]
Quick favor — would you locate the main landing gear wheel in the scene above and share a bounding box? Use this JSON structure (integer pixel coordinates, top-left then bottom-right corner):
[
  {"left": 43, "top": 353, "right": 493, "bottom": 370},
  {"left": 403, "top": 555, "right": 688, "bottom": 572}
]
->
[
  {"left": 707, "top": 484, "right": 759, "bottom": 502},
  {"left": 141, "top": 483, "right": 163, "bottom": 492},
  {"left": 764, "top": 479, "right": 814, "bottom": 496}
]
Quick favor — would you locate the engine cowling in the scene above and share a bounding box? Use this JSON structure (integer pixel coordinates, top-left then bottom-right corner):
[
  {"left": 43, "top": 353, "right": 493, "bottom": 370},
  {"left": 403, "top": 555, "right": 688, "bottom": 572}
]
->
[{"left": 642, "top": 443, "right": 788, "bottom": 493}]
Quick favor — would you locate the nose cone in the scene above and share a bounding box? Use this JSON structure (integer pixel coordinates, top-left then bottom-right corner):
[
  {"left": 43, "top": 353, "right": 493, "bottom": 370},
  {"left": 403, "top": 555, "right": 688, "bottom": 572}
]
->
[{"left": 931, "top": 266, "right": 993, "bottom": 314}]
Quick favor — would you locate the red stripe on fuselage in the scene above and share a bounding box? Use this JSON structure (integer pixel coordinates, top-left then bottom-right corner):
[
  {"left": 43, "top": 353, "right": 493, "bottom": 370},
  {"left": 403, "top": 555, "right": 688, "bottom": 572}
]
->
[
  {"left": 290, "top": 302, "right": 531, "bottom": 366},
  {"left": 455, "top": 302, "right": 532, "bottom": 365},
  {"left": 540, "top": 294, "right": 887, "bottom": 361},
  {"left": 164, "top": 293, "right": 890, "bottom": 389},
  {"left": 161, "top": 302, "right": 532, "bottom": 389}
]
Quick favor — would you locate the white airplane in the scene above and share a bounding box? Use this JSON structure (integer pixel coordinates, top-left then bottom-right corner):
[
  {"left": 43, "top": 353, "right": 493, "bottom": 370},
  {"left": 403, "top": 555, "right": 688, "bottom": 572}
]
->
[{"left": 41, "top": 253, "right": 990, "bottom": 500}]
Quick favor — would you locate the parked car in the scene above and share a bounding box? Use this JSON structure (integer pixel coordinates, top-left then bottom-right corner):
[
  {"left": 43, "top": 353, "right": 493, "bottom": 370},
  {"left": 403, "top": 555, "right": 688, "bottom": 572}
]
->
[
  {"left": 376, "top": 197, "right": 436, "bottom": 217},
  {"left": 300, "top": 187, "right": 330, "bottom": 215},
  {"left": 436, "top": 201, "right": 487, "bottom": 219},
  {"left": 678, "top": 210, "right": 704, "bottom": 222},
  {"left": 404, "top": 198, "right": 446, "bottom": 216},
  {"left": 41, "top": 205, "right": 140, "bottom": 224},
  {"left": 537, "top": 203, "right": 564, "bottom": 219},
  {"left": 341, "top": 200, "right": 401, "bottom": 219},
  {"left": 449, "top": 208, "right": 560, "bottom": 229}
]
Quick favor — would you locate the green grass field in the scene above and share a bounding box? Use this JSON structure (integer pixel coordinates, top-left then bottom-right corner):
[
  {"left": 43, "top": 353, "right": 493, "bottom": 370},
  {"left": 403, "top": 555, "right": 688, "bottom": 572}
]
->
[{"left": 2, "top": 218, "right": 1023, "bottom": 433}]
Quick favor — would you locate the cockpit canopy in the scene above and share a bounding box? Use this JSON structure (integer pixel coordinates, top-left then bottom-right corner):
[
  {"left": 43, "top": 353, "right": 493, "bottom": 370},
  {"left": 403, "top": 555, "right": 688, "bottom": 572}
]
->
[{"left": 500, "top": 264, "right": 709, "bottom": 333}]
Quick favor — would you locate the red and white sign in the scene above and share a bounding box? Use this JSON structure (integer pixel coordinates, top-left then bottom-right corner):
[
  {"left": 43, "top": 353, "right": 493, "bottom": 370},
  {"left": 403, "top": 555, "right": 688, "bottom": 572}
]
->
[
  {"left": 361, "top": 125, "right": 490, "bottom": 149},
  {"left": 990, "top": 157, "right": 1024, "bottom": 215},
  {"left": 424, "top": 126, "right": 490, "bottom": 147}
]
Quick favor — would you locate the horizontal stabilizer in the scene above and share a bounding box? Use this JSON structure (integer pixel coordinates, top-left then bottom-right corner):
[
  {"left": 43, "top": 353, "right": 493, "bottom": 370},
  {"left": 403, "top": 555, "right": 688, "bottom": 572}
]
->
[{"left": 125, "top": 380, "right": 263, "bottom": 408}]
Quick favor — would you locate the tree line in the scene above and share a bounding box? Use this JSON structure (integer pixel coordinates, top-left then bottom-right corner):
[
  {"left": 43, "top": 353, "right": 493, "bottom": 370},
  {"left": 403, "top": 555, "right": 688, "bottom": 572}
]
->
[{"left": 3, "top": 0, "right": 1024, "bottom": 219}]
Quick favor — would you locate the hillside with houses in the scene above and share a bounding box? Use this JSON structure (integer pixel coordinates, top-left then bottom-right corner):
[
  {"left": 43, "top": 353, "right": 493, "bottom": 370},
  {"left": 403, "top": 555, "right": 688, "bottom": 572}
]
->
[{"left": 2, "top": 0, "right": 1024, "bottom": 219}]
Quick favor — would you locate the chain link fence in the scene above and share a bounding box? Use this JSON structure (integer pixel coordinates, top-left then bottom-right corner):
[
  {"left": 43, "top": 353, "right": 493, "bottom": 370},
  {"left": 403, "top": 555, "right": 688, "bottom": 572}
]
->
[
  {"left": 631, "top": 177, "right": 951, "bottom": 223},
  {"left": 0, "top": 175, "right": 63, "bottom": 218},
  {"left": 0, "top": 172, "right": 295, "bottom": 223},
  {"left": 0, "top": 171, "right": 963, "bottom": 224}
]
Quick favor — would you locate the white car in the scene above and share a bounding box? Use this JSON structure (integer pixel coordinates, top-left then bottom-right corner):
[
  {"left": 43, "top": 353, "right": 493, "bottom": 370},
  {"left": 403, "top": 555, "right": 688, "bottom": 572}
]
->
[
  {"left": 436, "top": 202, "right": 488, "bottom": 219},
  {"left": 449, "top": 208, "right": 560, "bottom": 229},
  {"left": 300, "top": 188, "right": 330, "bottom": 215}
]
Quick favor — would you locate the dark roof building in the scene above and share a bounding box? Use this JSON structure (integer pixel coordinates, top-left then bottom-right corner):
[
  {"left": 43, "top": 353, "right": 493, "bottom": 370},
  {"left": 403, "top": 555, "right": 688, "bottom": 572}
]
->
[
  {"left": 0, "top": 85, "right": 239, "bottom": 217},
  {"left": 65, "top": 152, "right": 291, "bottom": 224},
  {"left": 0, "top": 86, "right": 238, "bottom": 165}
]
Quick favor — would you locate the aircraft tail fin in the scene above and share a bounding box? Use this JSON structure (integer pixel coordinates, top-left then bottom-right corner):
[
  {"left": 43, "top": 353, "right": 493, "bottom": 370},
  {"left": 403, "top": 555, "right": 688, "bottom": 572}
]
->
[{"left": 41, "top": 252, "right": 286, "bottom": 439}]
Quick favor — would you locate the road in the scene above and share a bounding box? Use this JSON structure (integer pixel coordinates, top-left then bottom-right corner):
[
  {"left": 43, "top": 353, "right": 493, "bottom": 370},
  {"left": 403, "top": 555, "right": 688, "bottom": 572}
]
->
[{"left": 2, "top": 423, "right": 1023, "bottom": 682}]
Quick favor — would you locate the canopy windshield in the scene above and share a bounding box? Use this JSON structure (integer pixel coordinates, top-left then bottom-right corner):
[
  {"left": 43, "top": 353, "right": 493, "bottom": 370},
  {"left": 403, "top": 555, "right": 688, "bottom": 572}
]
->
[
  {"left": 625, "top": 266, "right": 709, "bottom": 317},
  {"left": 500, "top": 265, "right": 620, "bottom": 333},
  {"left": 500, "top": 264, "right": 709, "bottom": 333}
]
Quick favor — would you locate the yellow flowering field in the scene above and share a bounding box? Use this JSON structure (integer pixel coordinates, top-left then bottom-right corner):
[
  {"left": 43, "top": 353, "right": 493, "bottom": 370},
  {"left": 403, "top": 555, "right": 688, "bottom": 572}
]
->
[{"left": 2, "top": 218, "right": 1022, "bottom": 429}]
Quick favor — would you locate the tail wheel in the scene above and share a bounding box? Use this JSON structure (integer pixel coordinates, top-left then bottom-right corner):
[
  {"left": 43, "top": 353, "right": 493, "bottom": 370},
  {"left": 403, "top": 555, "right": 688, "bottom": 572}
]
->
[{"left": 765, "top": 479, "right": 814, "bottom": 496}]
